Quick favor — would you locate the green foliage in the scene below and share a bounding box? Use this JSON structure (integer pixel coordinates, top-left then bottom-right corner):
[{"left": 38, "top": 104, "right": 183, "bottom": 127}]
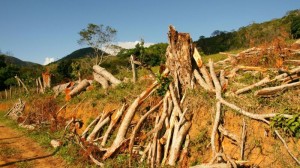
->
[
  {"left": 156, "top": 73, "right": 172, "bottom": 97},
  {"left": 196, "top": 10, "right": 300, "bottom": 55},
  {"left": 117, "top": 42, "right": 168, "bottom": 67},
  {"left": 271, "top": 113, "right": 300, "bottom": 138},
  {"left": 56, "top": 59, "right": 73, "bottom": 81},
  {"left": 78, "top": 23, "right": 117, "bottom": 65}
]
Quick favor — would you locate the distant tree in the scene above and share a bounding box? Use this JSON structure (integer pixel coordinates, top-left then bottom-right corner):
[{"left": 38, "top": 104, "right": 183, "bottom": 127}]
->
[
  {"left": 0, "top": 55, "right": 6, "bottom": 68},
  {"left": 57, "top": 60, "right": 73, "bottom": 81},
  {"left": 78, "top": 23, "right": 117, "bottom": 65},
  {"left": 291, "top": 16, "right": 300, "bottom": 39}
]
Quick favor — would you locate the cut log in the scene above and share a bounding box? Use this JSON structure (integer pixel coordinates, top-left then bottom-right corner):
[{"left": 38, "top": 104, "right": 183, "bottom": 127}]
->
[
  {"left": 93, "top": 65, "right": 121, "bottom": 85},
  {"left": 190, "top": 163, "right": 230, "bottom": 168},
  {"left": 254, "top": 81, "right": 300, "bottom": 96},
  {"left": 68, "top": 79, "right": 90, "bottom": 98},
  {"left": 93, "top": 72, "right": 109, "bottom": 89}
]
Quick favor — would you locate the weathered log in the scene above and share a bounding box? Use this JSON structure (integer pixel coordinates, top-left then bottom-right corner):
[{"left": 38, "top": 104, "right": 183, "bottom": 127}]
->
[
  {"left": 235, "top": 77, "right": 270, "bottom": 95},
  {"left": 102, "top": 81, "right": 159, "bottom": 160},
  {"left": 167, "top": 121, "right": 191, "bottom": 166},
  {"left": 254, "top": 81, "right": 300, "bottom": 96},
  {"left": 68, "top": 79, "right": 90, "bottom": 98},
  {"left": 102, "top": 104, "right": 126, "bottom": 146},
  {"left": 211, "top": 101, "right": 222, "bottom": 157},
  {"left": 166, "top": 25, "right": 193, "bottom": 91},
  {"left": 93, "top": 72, "right": 109, "bottom": 89},
  {"left": 93, "top": 65, "right": 121, "bottom": 85}
]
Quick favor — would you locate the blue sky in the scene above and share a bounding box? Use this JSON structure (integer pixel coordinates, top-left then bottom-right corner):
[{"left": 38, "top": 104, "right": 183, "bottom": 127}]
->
[{"left": 0, "top": 0, "right": 299, "bottom": 64}]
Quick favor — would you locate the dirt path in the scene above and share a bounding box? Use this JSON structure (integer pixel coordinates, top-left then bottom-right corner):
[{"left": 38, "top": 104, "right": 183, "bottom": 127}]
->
[{"left": 0, "top": 124, "right": 66, "bottom": 168}]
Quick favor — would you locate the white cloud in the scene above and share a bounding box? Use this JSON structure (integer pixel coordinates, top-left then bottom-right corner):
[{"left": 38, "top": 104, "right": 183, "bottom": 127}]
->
[
  {"left": 43, "top": 57, "right": 55, "bottom": 65},
  {"left": 117, "top": 41, "right": 155, "bottom": 49}
]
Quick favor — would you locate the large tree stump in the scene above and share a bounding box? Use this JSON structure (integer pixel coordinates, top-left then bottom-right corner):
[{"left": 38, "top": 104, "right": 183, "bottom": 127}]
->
[{"left": 166, "top": 25, "right": 194, "bottom": 95}]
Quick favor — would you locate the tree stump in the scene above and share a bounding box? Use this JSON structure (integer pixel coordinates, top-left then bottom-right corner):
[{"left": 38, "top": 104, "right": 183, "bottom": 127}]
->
[{"left": 166, "top": 25, "right": 194, "bottom": 96}]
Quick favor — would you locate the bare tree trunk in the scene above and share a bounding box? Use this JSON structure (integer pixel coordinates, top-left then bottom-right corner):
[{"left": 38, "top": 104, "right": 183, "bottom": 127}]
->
[
  {"left": 166, "top": 25, "right": 194, "bottom": 92},
  {"left": 131, "top": 55, "right": 137, "bottom": 83}
]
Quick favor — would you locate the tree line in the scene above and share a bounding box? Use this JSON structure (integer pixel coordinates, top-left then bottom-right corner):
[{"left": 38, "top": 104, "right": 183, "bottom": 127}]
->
[{"left": 195, "top": 9, "right": 300, "bottom": 55}]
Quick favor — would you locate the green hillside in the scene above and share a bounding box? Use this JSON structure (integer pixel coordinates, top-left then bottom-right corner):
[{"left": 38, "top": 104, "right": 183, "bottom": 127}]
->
[{"left": 196, "top": 9, "right": 300, "bottom": 55}]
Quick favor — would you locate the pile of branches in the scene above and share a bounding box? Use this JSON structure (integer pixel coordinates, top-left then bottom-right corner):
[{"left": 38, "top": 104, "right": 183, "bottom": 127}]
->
[
  {"left": 5, "top": 99, "right": 25, "bottom": 120},
  {"left": 57, "top": 26, "right": 300, "bottom": 167}
]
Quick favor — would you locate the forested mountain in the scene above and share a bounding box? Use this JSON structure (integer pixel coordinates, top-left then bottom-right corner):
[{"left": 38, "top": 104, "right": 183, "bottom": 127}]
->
[{"left": 195, "top": 9, "right": 300, "bottom": 55}]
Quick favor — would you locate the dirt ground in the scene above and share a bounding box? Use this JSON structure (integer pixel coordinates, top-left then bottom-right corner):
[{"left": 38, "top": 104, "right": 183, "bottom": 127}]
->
[{"left": 0, "top": 124, "right": 66, "bottom": 168}]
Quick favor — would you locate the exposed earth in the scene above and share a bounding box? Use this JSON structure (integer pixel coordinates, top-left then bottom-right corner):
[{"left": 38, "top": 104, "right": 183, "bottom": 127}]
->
[{"left": 0, "top": 124, "right": 65, "bottom": 168}]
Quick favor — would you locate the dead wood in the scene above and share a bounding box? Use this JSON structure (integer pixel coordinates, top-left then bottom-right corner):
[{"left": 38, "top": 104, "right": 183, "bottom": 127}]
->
[
  {"left": 167, "top": 121, "right": 191, "bottom": 166},
  {"left": 235, "top": 77, "right": 270, "bottom": 95},
  {"left": 211, "top": 101, "right": 222, "bottom": 157},
  {"left": 102, "top": 81, "right": 159, "bottom": 160},
  {"left": 193, "top": 48, "right": 214, "bottom": 90},
  {"left": 218, "top": 125, "right": 240, "bottom": 145},
  {"left": 190, "top": 163, "right": 230, "bottom": 168},
  {"left": 87, "top": 117, "right": 111, "bottom": 142},
  {"left": 140, "top": 142, "right": 151, "bottom": 163},
  {"left": 81, "top": 115, "right": 101, "bottom": 139},
  {"left": 131, "top": 55, "right": 137, "bottom": 83},
  {"left": 93, "top": 65, "right": 121, "bottom": 85},
  {"left": 53, "top": 82, "right": 71, "bottom": 96},
  {"left": 166, "top": 25, "right": 193, "bottom": 91},
  {"left": 93, "top": 72, "right": 109, "bottom": 89},
  {"left": 194, "top": 69, "right": 214, "bottom": 92},
  {"left": 68, "top": 79, "right": 90, "bottom": 98},
  {"left": 15, "top": 75, "right": 29, "bottom": 94},
  {"left": 240, "top": 118, "right": 246, "bottom": 160},
  {"left": 254, "top": 81, "right": 300, "bottom": 96},
  {"left": 274, "top": 130, "right": 300, "bottom": 165},
  {"left": 101, "top": 104, "right": 126, "bottom": 146},
  {"left": 128, "top": 100, "right": 163, "bottom": 157}
]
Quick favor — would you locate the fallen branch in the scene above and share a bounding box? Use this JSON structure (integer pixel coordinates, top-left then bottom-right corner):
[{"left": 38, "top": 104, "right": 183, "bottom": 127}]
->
[
  {"left": 255, "top": 81, "right": 300, "bottom": 96},
  {"left": 103, "top": 81, "right": 159, "bottom": 160},
  {"left": 235, "top": 77, "right": 270, "bottom": 95}
]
